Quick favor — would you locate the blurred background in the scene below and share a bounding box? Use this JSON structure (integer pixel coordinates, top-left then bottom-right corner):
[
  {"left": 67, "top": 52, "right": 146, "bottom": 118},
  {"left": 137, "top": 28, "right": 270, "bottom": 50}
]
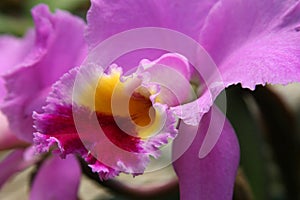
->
[{"left": 0, "top": 0, "right": 299, "bottom": 199}]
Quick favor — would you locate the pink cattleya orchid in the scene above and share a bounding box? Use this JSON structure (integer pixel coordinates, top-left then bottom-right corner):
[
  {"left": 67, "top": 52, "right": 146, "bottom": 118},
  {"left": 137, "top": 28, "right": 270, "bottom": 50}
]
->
[
  {"left": 83, "top": 1, "right": 300, "bottom": 199},
  {"left": 0, "top": 5, "right": 87, "bottom": 199},
  {"left": 0, "top": 1, "right": 300, "bottom": 200}
]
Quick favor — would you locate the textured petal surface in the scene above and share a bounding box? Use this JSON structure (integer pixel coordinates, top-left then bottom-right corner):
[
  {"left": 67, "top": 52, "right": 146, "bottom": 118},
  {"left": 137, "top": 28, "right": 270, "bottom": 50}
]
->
[
  {"left": 1, "top": 4, "right": 87, "bottom": 142},
  {"left": 199, "top": 0, "right": 300, "bottom": 88},
  {"left": 0, "top": 149, "right": 37, "bottom": 188},
  {"left": 86, "top": 0, "right": 218, "bottom": 69},
  {"left": 172, "top": 0, "right": 300, "bottom": 125},
  {"left": 172, "top": 107, "right": 240, "bottom": 200},
  {"left": 30, "top": 155, "right": 81, "bottom": 200},
  {"left": 87, "top": 0, "right": 218, "bottom": 49},
  {"left": 221, "top": 24, "right": 300, "bottom": 90}
]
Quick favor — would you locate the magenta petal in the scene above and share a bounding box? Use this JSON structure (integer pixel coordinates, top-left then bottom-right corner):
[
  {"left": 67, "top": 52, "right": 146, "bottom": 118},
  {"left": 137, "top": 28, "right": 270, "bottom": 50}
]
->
[
  {"left": 173, "top": 1, "right": 300, "bottom": 126},
  {"left": 30, "top": 155, "right": 81, "bottom": 200},
  {"left": 86, "top": 0, "right": 218, "bottom": 70},
  {"left": 0, "top": 113, "right": 28, "bottom": 150},
  {"left": 0, "top": 33, "right": 33, "bottom": 73},
  {"left": 138, "top": 53, "right": 195, "bottom": 105},
  {"left": 0, "top": 149, "right": 36, "bottom": 188},
  {"left": 221, "top": 28, "right": 300, "bottom": 90},
  {"left": 200, "top": 0, "right": 299, "bottom": 64},
  {"left": 200, "top": 0, "right": 300, "bottom": 89},
  {"left": 1, "top": 4, "right": 87, "bottom": 142},
  {"left": 172, "top": 107, "right": 240, "bottom": 200},
  {"left": 140, "top": 53, "right": 192, "bottom": 81},
  {"left": 0, "top": 129, "right": 24, "bottom": 151},
  {"left": 0, "top": 31, "right": 35, "bottom": 101},
  {"left": 87, "top": 0, "right": 218, "bottom": 49}
]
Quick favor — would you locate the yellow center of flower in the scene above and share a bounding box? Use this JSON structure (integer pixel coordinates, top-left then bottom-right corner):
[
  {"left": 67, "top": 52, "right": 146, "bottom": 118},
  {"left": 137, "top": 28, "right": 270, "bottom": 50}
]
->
[
  {"left": 75, "top": 68, "right": 162, "bottom": 139},
  {"left": 128, "top": 91, "right": 153, "bottom": 127}
]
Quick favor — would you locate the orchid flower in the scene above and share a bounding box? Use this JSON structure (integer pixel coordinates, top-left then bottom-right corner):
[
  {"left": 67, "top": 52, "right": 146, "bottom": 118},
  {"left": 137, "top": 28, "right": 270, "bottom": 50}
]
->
[
  {"left": 32, "top": 0, "right": 300, "bottom": 200},
  {"left": 0, "top": 1, "right": 300, "bottom": 200},
  {"left": 85, "top": 1, "right": 300, "bottom": 199},
  {"left": 0, "top": 5, "right": 86, "bottom": 199}
]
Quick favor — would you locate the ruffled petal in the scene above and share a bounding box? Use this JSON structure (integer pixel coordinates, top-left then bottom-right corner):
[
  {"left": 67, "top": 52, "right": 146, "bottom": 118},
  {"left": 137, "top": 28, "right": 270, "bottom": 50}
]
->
[
  {"left": 172, "top": 1, "right": 300, "bottom": 125},
  {"left": 199, "top": 0, "right": 300, "bottom": 89},
  {"left": 30, "top": 155, "right": 81, "bottom": 200},
  {"left": 1, "top": 4, "right": 87, "bottom": 142},
  {"left": 0, "top": 31, "right": 35, "bottom": 101},
  {"left": 33, "top": 60, "right": 178, "bottom": 179},
  {"left": 199, "top": 0, "right": 298, "bottom": 64},
  {"left": 0, "top": 149, "right": 37, "bottom": 188},
  {"left": 172, "top": 107, "right": 240, "bottom": 200},
  {"left": 221, "top": 24, "right": 300, "bottom": 90}
]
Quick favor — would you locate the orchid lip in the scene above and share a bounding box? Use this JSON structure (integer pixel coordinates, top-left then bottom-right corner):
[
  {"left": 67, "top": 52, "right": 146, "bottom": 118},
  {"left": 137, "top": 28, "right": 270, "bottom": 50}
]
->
[
  {"left": 34, "top": 54, "right": 187, "bottom": 178},
  {"left": 82, "top": 66, "right": 171, "bottom": 139}
]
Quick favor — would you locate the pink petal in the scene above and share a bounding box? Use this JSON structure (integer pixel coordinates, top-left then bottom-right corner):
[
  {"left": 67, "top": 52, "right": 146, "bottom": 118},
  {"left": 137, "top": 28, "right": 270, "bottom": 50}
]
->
[
  {"left": 30, "top": 155, "right": 81, "bottom": 200},
  {"left": 221, "top": 27, "right": 300, "bottom": 90},
  {"left": 0, "top": 149, "right": 37, "bottom": 188},
  {"left": 0, "top": 33, "right": 34, "bottom": 73},
  {"left": 87, "top": 0, "right": 218, "bottom": 49},
  {"left": 138, "top": 53, "right": 195, "bottom": 106},
  {"left": 200, "top": 1, "right": 298, "bottom": 63},
  {"left": 172, "top": 0, "right": 300, "bottom": 126},
  {"left": 1, "top": 4, "right": 87, "bottom": 142},
  {"left": 199, "top": 0, "right": 300, "bottom": 89},
  {"left": 86, "top": 0, "right": 218, "bottom": 69},
  {"left": 172, "top": 107, "right": 240, "bottom": 200},
  {"left": 140, "top": 53, "right": 192, "bottom": 82},
  {"left": 0, "top": 31, "right": 35, "bottom": 102},
  {"left": 0, "top": 112, "right": 28, "bottom": 150}
]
